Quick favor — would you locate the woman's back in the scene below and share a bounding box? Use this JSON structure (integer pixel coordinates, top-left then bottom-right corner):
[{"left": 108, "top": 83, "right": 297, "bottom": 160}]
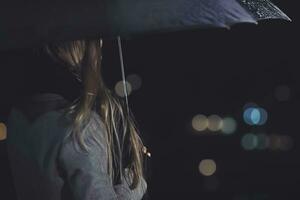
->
[{"left": 6, "top": 92, "right": 147, "bottom": 200}]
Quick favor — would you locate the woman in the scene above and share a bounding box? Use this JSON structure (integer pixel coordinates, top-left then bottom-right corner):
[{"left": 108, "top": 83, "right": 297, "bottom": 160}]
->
[{"left": 6, "top": 39, "right": 149, "bottom": 200}]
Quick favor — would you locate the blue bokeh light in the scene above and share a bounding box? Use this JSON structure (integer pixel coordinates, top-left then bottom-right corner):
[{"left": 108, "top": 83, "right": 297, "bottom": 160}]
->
[
  {"left": 243, "top": 106, "right": 268, "bottom": 126},
  {"left": 250, "top": 108, "right": 261, "bottom": 124}
]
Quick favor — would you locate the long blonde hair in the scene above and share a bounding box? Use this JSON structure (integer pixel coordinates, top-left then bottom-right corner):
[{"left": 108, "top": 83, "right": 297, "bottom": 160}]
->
[{"left": 44, "top": 39, "right": 146, "bottom": 189}]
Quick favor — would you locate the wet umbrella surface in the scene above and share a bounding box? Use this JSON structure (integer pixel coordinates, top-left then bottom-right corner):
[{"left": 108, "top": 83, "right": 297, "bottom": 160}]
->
[{"left": 0, "top": 0, "right": 290, "bottom": 51}]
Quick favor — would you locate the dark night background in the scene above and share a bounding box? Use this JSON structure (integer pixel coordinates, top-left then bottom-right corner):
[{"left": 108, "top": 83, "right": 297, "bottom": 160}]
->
[{"left": 0, "top": 0, "right": 299, "bottom": 199}]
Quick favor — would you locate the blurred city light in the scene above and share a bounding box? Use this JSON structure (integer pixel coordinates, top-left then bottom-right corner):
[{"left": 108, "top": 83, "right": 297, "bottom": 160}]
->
[
  {"left": 243, "top": 107, "right": 260, "bottom": 125},
  {"left": 268, "top": 134, "right": 282, "bottom": 151},
  {"left": 114, "top": 81, "right": 132, "bottom": 97},
  {"left": 243, "top": 106, "right": 268, "bottom": 126},
  {"left": 274, "top": 85, "right": 291, "bottom": 101},
  {"left": 0, "top": 122, "right": 7, "bottom": 141},
  {"left": 268, "top": 134, "right": 294, "bottom": 151},
  {"left": 207, "top": 115, "right": 223, "bottom": 132},
  {"left": 192, "top": 115, "right": 239, "bottom": 134},
  {"left": 127, "top": 74, "right": 142, "bottom": 91},
  {"left": 241, "top": 133, "right": 258, "bottom": 150},
  {"left": 241, "top": 132, "right": 294, "bottom": 151},
  {"left": 256, "top": 133, "right": 269, "bottom": 150},
  {"left": 199, "top": 159, "right": 217, "bottom": 176},
  {"left": 221, "top": 117, "right": 237, "bottom": 135},
  {"left": 192, "top": 114, "right": 208, "bottom": 132}
]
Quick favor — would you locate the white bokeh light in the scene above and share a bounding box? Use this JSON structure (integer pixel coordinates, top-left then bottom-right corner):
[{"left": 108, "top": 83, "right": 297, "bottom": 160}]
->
[
  {"left": 208, "top": 115, "right": 223, "bottom": 132},
  {"left": 127, "top": 74, "right": 142, "bottom": 91},
  {"left": 192, "top": 114, "right": 208, "bottom": 132},
  {"left": 199, "top": 159, "right": 217, "bottom": 176},
  {"left": 114, "top": 81, "right": 132, "bottom": 97}
]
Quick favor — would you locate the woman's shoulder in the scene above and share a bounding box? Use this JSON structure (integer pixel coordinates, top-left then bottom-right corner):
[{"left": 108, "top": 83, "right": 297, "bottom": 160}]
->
[
  {"left": 57, "top": 110, "right": 110, "bottom": 176},
  {"left": 59, "top": 110, "right": 108, "bottom": 154}
]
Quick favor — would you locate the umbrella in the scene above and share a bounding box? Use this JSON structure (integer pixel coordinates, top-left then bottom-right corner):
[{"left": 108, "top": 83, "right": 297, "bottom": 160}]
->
[
  {"left": 0, "top": 0, "right": 290, "bottom": 51},
  {"left": 0, "top": 0, "right": 291, "bottom": 110}
]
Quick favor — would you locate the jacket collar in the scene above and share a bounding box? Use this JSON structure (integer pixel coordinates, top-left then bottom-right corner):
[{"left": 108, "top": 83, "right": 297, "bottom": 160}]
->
[
  {"left": 12, "top": 93, "right": 71, "bottom": 123},
  {"left": 29, "top": 92, "right": 67, "bottom": 102}
]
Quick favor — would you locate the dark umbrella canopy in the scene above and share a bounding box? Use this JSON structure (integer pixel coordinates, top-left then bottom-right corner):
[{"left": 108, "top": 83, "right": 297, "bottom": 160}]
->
[{"left": 0, "top": 0, "right": 290, "bottom": 51}]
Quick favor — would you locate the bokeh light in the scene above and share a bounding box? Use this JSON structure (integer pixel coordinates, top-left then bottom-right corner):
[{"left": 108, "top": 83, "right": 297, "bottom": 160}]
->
[
  {"left": 192, "top": 114, "right": 208, "bottom": 132},
  {"left": 0, "top": 122, "right": 7, "bottom": 141},
  {"left": 257, "top": 108, "right": 268, "bottom": 125},
  {"left": 268, "top": 134, "right": 294, "bottom": 151},
  {"left": 268, "top": 134, "right": 282, "bottom": 151},
  {"left": 242, "top": 133, "right": 294, "bottom": 151},
  {"left": 114, "top": 81, "right": 132, "bottom": 97},
  {"left": 241, "top": 133, "right": 258, "bottom": 150},
  {"left": 256, "top": 133, "right": 269, "bottom": 150},
  {"left": 275, "top": 85, "right": 291, "bottom": 101},
  {"left": 207, "top": 115, "right": 223, "bottom": 132},
  {"left": 221, "top": 117, "right": 237, "bottom": 135},
  {"left": 127, "top": 74, "right": 142, "bottom": 91},
  {"left": 243, "top": 106, "right": 268, "bottom": 126},
  {"left": 199, "top": 159, "right": 217, "bottom": 176}
]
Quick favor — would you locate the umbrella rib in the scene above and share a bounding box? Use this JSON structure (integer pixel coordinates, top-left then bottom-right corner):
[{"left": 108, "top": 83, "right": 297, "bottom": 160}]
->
[{"left": 117, "top": 36, "right": 130, "bottom": 116}]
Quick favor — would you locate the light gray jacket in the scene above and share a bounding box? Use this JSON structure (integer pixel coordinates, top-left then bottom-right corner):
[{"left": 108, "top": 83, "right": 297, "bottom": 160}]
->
[{"left": 6, "top": 93, "right": 147, "bottom": 200}]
